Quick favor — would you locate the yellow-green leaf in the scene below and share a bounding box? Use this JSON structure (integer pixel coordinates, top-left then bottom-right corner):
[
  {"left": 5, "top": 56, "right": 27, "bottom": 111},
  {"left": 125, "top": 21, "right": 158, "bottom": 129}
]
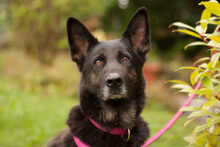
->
[
  {"left": 200, "top": 1, "right": 220, "bottom": 16},
  {"left": 169, "top": 22, "right": 196, "bottom": 31},
  {"left": 210, "top": 52, "right": 220, "bottom": 68},
  {"left": 194, "top": 88, "right": 213, "bottom": 97},
  {"left": 169, "top": 80, "right": 189, "bottom": 85},
  {"left": 201, "top": 8, "right": 211, "bottom": 32},
  {"left": 207, "top": 40, "right": 220, "bottom": 48},
  {"left": 191, "top": 70, "right": 199, "bottom": 85},
  {"left": 171, "top": 84, "right": 192, "bottom": 90},
  {"left": 184, "top": 41, "right": 207, "bottom": 50},
  {"left": 195, "top": 72, "right": 211, "bottom": 85},
  {"left": 193, "top": 124, "right": 209, "bottom": 134},
  {"left": 209, "top": 126, "right": 215, "bottom": 134},
  {"left": 193, "top": 57, "right": 210, "bottom": 66},
  {"left": 214, "top": 73, "right": 220, "bottom": 78},
  {"left": 199, "top": 63, "right": 208, "bottom": 69},
  {"left": 184, "top": 118, "right": 197, "bottom": 127},
  {"left": 173, "top": 29, "right": 202, "bottom": 39},
  {"left": 209, "top": 48, "right": 220, "bottom": 52},
  {"left": 208, "top": 35, "right": 220, "bottom": 43},
  {"left": 179, "top": 88, "right": 194, "bottom": 93},
  {"left": 201, "top": 76, "right": 213, "bottom": 90},
  {"left": 187, "top": 111, "right": 209, "bottom": 119},
  {"left": 214, "top": 26, "right": 220, "bottom": 33},
  {"left": 177, "top": 66, "right": 203, "bottom": 71},
  {"left": 199, "top": 19, "right": 220, "bottom": 25},
  {"left": 202, "top": 97, "right": 218, "bottom": 109},
  {"left": 180, "top": 106, "right": 201, "bottom": 112}
]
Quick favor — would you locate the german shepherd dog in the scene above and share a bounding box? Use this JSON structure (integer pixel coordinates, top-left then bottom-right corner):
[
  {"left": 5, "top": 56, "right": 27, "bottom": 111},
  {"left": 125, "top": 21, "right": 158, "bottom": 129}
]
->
[{"left": 48, "top": 7, "right": 151, "bottom": 147}]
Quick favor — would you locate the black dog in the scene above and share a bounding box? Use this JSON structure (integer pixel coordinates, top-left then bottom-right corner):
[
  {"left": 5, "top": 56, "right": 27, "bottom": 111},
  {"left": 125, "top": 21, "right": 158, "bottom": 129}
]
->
[{"left": 48, "top": 7, "right": 151, "bottom": 147}]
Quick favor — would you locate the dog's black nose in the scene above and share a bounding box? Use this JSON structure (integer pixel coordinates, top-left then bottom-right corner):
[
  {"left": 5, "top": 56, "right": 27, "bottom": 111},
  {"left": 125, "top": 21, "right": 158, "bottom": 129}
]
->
[{"left": 106, "top": 73, "right": 123, "bottom": 88}]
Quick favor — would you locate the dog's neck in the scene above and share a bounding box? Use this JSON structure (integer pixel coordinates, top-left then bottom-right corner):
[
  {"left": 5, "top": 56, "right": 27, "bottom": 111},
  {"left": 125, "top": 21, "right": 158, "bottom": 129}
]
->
[{"left": 79, "top": 88, "right": 145, "bottom": 129}]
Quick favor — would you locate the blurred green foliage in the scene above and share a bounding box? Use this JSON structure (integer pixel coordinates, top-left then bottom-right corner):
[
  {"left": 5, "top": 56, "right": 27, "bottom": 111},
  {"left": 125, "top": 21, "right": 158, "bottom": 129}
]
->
[
  {"left": 102, "top": 0, "right": 203, "bottom": 59},
  {"left": 1, "top": 0, "right": 207, "bottom": 63},
  {"left": 5, "top": 0, "right": 106, "bottom": 63}
]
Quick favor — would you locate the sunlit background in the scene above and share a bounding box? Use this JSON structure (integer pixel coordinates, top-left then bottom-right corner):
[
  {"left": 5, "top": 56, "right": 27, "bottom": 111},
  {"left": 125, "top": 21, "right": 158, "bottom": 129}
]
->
[{"left": 0, "top": 0, "right": 206, "bottom": 146}]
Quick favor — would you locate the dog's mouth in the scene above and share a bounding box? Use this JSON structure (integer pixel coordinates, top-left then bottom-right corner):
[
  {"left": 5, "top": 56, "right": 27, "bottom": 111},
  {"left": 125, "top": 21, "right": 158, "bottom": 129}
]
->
[
  {"left": 102, "top": 85, "right": 128, "bottom": 101},
  {"left": 103, "top": 94, "right": 127, "bottom": 101},
  {"left": 108, "top": 94, "right": 127, "bottom": 100}
]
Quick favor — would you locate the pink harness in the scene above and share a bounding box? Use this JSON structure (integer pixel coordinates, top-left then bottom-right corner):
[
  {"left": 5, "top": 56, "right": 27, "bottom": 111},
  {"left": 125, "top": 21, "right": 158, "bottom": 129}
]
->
[{"left": 73, "top": 118, "right": 130, "bottom": 147}]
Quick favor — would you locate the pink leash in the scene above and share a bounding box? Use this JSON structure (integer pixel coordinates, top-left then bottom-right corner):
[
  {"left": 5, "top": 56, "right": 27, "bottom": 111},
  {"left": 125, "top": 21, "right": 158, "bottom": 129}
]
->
[{"left": 141, "top": 82, "right": 202, "bottom": 147}]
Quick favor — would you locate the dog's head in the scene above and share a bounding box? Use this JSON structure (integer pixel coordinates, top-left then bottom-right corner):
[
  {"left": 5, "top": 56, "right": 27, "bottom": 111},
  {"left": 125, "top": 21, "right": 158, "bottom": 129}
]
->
[{"left": 67, "top": 7, "right": 150, "bottom": 102}]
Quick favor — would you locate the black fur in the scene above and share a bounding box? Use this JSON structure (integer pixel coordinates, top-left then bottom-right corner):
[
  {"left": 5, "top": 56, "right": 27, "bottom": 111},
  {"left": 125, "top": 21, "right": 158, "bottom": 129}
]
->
[{"left": 48, "top": 7, "right": 151, "bottom": 147}]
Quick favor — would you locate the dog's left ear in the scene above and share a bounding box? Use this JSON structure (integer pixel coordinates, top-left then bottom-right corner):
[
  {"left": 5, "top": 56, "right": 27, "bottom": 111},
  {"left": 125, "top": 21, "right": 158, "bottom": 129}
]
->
[{"left": 123, "top": 7, "right": 151, "bottom": 58}]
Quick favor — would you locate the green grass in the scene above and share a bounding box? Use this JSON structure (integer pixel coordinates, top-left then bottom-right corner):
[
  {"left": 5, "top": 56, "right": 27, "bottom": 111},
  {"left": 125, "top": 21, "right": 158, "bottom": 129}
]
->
[
  {"left": 0, "top": 77, "right": 194, "bottom": 147},
  {"left": 0, "top": 77, "right": 77, "bottom": 147},
  {"left": 142, "top": 101, "right": 194, "bottom": 147},
  {"left": 0, "top": 50, "right": 194, "bottom": 147}
]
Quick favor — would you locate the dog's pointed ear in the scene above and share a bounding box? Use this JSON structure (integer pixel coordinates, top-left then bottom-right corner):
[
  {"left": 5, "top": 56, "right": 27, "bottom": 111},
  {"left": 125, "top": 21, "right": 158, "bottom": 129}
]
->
[
  {"left": 67, "top": 17, "right": 98, "bottom": 66},
  {"left": 123, "top": 7, "right": 151, "bottom": 58}
]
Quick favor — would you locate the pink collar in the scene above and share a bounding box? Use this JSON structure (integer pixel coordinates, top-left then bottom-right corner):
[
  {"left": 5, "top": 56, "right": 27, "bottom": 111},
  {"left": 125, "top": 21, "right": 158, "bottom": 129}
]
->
[
  {"left": 73, "top": 118, "right": 131, "bottom": 147},
  {"left": 89, "top": 118, "right": 127, "bottom": 135}
]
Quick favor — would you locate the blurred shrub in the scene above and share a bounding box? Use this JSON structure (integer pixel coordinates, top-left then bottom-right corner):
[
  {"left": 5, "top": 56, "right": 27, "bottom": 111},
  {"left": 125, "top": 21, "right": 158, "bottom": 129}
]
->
[{"left": 6, "top": 0, "right": 106, "bottom": 63}]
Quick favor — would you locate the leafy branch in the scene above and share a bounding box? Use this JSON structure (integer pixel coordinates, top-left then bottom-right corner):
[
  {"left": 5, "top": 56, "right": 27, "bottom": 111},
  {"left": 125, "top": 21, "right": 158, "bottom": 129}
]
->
[{"left": 170, "top": 0, "right": 220, "bottom": 146}]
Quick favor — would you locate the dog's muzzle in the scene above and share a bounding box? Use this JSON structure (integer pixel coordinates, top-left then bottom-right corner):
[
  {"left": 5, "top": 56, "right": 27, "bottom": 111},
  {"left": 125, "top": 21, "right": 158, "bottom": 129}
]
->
[
  {"left": 102, "top": 73, "right": 127, "bottom": 101},
  {"left": 105, "top": 73, "right": 123, "bottom": 89}
]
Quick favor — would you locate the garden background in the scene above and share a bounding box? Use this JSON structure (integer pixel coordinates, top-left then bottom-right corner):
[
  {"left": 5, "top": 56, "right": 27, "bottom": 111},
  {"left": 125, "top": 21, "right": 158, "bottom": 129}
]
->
[{"left": 0, "top": 0, "right": 207, "bottom": 146}]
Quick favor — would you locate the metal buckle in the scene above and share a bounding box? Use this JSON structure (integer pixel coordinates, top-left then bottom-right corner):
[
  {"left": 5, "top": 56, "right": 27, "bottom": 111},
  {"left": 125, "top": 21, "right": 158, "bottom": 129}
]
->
[{"left": 121, "top": 128, "right": 131, "bottom": 142}]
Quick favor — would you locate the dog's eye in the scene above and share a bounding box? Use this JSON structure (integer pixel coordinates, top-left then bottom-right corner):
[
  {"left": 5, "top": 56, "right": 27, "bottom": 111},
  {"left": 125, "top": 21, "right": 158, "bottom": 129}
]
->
[
  {"left": 121, "top": 56, "right": 129, "bottom": 63},
  {"left": 95, "top": 59, "right": 104, "bottom": 66}
]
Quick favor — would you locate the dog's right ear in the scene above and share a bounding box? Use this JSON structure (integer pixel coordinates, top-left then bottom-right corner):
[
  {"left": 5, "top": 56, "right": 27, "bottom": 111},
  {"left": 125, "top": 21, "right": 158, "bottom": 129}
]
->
[
  {"left": 67, "top": 17, "right": 98, "bottom": 67},
  {"left": 123, "top": 7, "right": 151, "bottom": 60}
]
